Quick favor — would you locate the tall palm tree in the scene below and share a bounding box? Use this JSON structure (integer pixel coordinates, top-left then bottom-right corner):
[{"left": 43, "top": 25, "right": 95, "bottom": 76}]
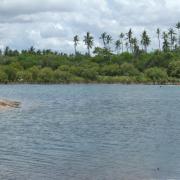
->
[
  {"left": 131, "top": 38, "right": 139, "bottom": 54},
  {"left": 29, "top": 46, "right": 35, "bottom": 54},
  {"left": 73, "top": 35, "right": 79, "bottom": 55},
  {"left": 172, "top": 36, "right": 177, "bottom": 50},
  {"left": 156, "top": 28, "right": 161, "bottom": 51},
  {"left": 168, "top": 28, "right": 176, "bottom": 50},
  {"left": 141, "top": 30, "right": 151, "bottom": 52},
  {"left": 115, "top": 40, "right": 121, "bottom": 54},
  {"left": 106, "top": 34, "right": 112, "bottom": 50},
  {"left": 125, "top": 42, "right": 129, "bottom": 52},
  {"left": 120, "top": 33, "right": 124, "bottom": 53},
  {"left": 100, "top": 32, "right": 107, "bottom": 48},
  {"left": 126, "top": 29, "right": 133, "bottom": 52},
  {"left": 176, "top": 22, "right": 180, "bottom": 47},
  {"left": 84, "top": 32, "right": 94, "bottom": 56},
  {"left": 162, "top": 32, "right": 170, "bottom": 52}
]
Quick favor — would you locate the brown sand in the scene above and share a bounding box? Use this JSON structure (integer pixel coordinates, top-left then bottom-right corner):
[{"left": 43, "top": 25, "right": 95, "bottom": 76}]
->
[{"left": 0, "top": 100, "right": 21, "bottom": 109}]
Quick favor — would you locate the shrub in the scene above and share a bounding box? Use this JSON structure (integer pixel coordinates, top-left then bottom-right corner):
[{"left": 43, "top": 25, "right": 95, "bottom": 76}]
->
[
  {"left": 97, "top": 76, "right": 135, "bottom": 84},
  {"left": 17, "top": 71, "right": 33, "bottom": 82},
  {"left": 0, "top": 70, "right": 8, "bottom": 83},
  {"left": 4, "top": 66, "right": 18, "bottom": 82},
  {"left": 54, "top": 69, "right": 72, "bottom": 83},
  {"left": 28, "top": 66, "right": 40, "bottom": 81},
  {"left": 100, "top": 64, "right": 120, "bottom": 76},
  {"left": 80, "top": 68, "right": 98, "bottom": 81},
  {"left": 120, "top": 63, "right": 140, "bottom": 76},
  {"left": 145, "top": 67, "right": 168, "bottom": 83},
  {"left": 168, "top": 61, "right": 180, "bottom": 78},
  {"left": 38, "top": 67, "right": 54, "bottom": 83}
]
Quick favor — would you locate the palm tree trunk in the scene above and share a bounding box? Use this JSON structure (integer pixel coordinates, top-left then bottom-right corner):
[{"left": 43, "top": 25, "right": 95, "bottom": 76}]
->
[
  {"left": 103, "top": 40, "right": 106, "bottom": 49},
  {"left": 179, "top": 29, "right": 180, "bottom": 47},
  {"left": 145, "top": 45, "right": 147, "bottom": 53},
  {"left": 158, "top": 36, "right": 161, "bottom": 51},
  {"left": 170, "top": 35, "right": 173, "bottom": 51},
  {"left": 74, "top": 45, "right": 77, "bottom": 55},
  {"left": 88, "top": 47, "right": 90, "bottom": 56}
]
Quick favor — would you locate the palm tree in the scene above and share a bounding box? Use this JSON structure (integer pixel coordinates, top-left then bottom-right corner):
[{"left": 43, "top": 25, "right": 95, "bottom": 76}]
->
[
  {"left": 126, "top": 29, "right": 133, "bottom": 52},
  {"left": 176, "top": 22, "right": 180, "bottom": 47},
  {"left": 156, "top": 28, "right": 161, "bottom": 51},
  {"left": 29, "top": 46, "right": 35, "bottom": 54},
  {"left": 115, "top": 40, "right": 121, "bottom": 54},
  {"left": 141, "top": 30, "right": 151, "bottom": 52},
  {"left": 73, "top": 35, "right": 79, "bottom": 55},
  {"left": 162, "top": 32, "right": 170, "bottom": 52},
  {"left": 100, "top": 32, "right": 107, "bottom": 48},
  {"left": 106, "top": 34, "right": 112, "bottom": 50},
  {"left": 84, "top": 32, "right": 94, "bottom": 56},
  {"left": 172, "top": 36, "right": 177, "bottom": 50},
  {"left": 120, "top": 33, "right": 124, "bottom": 53},
  {"left": 125, "top": 42, "right": 129, "bottom": 52},
  {"left": 131, "top": 38, "right": 139, "bottom": 54},
  {"left": 168, "top": 28, "right": 176, "bottom": 50}
]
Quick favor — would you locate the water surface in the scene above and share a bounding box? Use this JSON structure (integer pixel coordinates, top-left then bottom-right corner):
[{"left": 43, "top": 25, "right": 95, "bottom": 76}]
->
[{"left": 0, "top": 84, "right": 180, "bottom": 180}]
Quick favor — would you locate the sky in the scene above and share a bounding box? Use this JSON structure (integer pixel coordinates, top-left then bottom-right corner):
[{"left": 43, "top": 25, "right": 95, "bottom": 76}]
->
[{"left": 0, "top": 0, "right": 179, "bottom": 53}]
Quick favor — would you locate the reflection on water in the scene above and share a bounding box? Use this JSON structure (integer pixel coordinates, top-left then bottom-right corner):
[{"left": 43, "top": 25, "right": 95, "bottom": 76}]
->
[{"left": 0, "top": 84, "right": 180, "bottom": 180}]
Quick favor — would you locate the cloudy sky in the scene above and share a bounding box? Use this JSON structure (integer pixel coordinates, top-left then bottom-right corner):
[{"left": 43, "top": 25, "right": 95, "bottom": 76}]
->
[{"left": 0, "top": 0, "right": 179, "bottom": 53}]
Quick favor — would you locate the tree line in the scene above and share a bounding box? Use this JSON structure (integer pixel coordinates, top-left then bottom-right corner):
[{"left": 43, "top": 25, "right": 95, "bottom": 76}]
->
[
  {"left": 73, "top": 22, "right": 180, "bottom": 55},
  {"left": 0, "top": 22, "right": 179, "bottom": 84}
]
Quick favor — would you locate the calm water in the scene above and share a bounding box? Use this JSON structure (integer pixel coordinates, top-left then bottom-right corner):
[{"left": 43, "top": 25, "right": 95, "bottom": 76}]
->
[{"left": 0, "top": 85, "right": 180, "bottom": 180}]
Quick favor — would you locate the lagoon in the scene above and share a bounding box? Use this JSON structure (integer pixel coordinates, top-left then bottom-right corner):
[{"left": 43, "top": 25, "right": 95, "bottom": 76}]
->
[{"left": 0, "top": 84, "right": 180, "bottom": 179}]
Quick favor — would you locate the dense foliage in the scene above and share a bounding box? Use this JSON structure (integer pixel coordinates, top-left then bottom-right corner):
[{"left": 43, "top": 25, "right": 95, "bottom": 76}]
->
[
  {"left": 0, "top": 49, "right": 179, "bottom": 84},
  {"left": 0, "top": 22, "right": 180, "bottom": 84}
]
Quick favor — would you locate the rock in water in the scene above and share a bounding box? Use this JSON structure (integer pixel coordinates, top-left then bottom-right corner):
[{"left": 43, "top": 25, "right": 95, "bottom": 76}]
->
[{"left": 0, "top": 100, "right": 21, "bottom": 109}]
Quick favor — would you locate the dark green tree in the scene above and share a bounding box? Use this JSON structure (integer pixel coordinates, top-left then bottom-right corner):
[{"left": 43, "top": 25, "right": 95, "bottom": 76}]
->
[
  {"left": 84, "top": 32, "right": 94, "bottom": 56},
  {"left": 28, "top": 46, "right": 36, "bottom": 54},
  {"left": 106, "top": 34, "right": 112, "bottom": 50},
  {"left": 162, "top": 32, "right": 170, "bottom": 52},
  {"left": 73, "top": 35, "right": 79, "bottom": 55},
  {"left": 115, "top": 40, "right": 121, "bottom": 54},
  {"left": 168, "top": 28, "right": 176, "bottom": 50},
  {"left": 156, "top": 28, "right": 161, "bottom": 51},
  {"left": 120, "top": 33, "right": 124, "bottom": 53},
  {"left": 125, "top": 42, "right": 129, "bottom": 52},
  {"left": 126, "top": 29, "right": 133, "bottom": 53},
  {"left": 176, "top": 22, "right": 180, "bottom": 47},
  {"left": 131, "top": 37, "right": 139, "bottom": 55},
  {"left": 141, "top": 30, "right": 151, "bottom": 52},
  {"left": 100, "top": 32, "right": 107, "bottom": 48}
]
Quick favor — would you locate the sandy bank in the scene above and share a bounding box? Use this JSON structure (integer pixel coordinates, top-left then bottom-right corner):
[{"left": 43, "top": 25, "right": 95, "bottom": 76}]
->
[{"left": 0, "top": 100, "right": 21, "bottom": 109}]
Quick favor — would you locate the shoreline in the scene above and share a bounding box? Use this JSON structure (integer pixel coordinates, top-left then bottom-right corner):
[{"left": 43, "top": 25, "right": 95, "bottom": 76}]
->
[{"left": 0, "top": 82, "right": 180, "bottom": 85}]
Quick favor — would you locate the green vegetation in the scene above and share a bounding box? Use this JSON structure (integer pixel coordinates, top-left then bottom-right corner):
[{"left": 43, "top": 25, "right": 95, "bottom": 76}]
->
[{"left": 0, "top": 22, "right": 180, "bottom": 84}]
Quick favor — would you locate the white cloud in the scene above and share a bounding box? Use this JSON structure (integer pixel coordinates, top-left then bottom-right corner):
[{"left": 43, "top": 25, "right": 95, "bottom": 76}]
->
[
  {"left": 0, "top": 0, "right": 78, "bottom": 15},
  {"left": 0, "top": 0, "right": 179, "bottom": 53}
]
